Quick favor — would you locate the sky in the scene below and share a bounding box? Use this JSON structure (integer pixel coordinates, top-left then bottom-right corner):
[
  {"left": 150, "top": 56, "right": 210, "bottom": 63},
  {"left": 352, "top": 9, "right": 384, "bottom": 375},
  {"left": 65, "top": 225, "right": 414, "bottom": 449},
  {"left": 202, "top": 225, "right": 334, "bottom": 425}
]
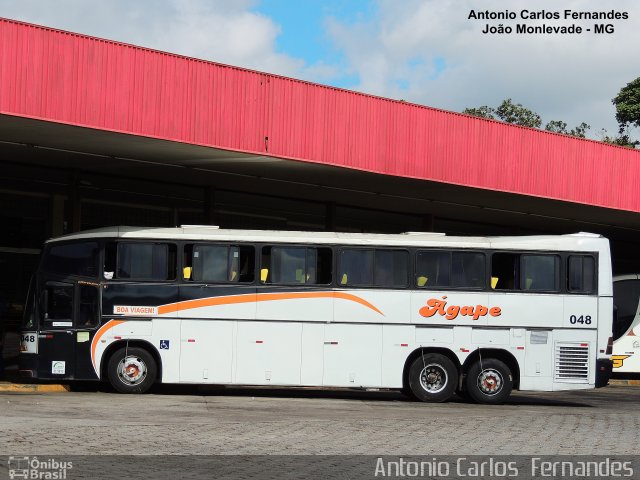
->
[{"left": 1, "top": 0, "right": 639, "bottom": 139}]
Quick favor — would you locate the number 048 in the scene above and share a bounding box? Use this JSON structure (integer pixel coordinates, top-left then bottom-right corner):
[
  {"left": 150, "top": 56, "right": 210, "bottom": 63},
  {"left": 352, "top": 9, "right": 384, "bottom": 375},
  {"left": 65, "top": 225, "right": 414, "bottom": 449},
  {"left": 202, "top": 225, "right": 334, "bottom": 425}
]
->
[{"left": 569, "top": 315, "right": 591, "bottom": 325}]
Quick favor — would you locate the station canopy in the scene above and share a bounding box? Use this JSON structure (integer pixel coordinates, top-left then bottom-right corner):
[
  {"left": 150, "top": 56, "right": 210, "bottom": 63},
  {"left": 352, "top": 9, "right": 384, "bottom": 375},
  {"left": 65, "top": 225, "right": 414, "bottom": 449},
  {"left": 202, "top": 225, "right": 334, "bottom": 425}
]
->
[{"left": 1, "top": 17, "right": 640, "bottom": 242}]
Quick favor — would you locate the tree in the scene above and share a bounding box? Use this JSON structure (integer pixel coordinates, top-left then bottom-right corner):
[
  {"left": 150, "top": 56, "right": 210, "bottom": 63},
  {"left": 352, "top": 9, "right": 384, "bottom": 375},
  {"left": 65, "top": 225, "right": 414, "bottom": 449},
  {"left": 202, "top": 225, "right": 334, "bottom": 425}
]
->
[
  {"left": 462, "top": 105, "right": 496, "bottom": 120},
  {"left": 495, "top": 99, "right": 541, "bottom": 128},
  {"left": 569, "top": 122, "right": 590, "bottom": 138},
  {"left": 599, "top": 128, "right": 640, "bottom": 149},
  {"left": 544, "top": 120, "right": 567, "bottom": 134},
  {"left": 545, "top": 120, "right": 590, "bottom": 138},
  {"left": 463, "top": 98, "right": 541, "bottom": 128},
  {"left": 613, "top": 76, "right": 640, "bottom": 133},
  {"left": 464, "top": 98, "right": 589, "bottom": 138},
  {"left": 464, "top": 79, "right": 640, "bottom": 147}
]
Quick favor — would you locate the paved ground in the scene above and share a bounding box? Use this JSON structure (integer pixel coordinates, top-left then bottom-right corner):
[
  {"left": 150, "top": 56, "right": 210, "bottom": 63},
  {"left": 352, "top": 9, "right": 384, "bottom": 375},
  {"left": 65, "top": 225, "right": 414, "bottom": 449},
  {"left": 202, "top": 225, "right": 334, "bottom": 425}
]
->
[{"left": 0, "top": 384, "right": 639, "bottom": 456}]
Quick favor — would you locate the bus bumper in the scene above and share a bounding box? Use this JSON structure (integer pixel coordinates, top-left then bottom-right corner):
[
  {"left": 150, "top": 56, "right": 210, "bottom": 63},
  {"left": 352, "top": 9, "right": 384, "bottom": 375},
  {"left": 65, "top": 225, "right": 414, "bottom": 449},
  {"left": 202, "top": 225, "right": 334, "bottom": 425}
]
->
[{"left": 595, "top": 358, "right": 613, "bottom": 388}]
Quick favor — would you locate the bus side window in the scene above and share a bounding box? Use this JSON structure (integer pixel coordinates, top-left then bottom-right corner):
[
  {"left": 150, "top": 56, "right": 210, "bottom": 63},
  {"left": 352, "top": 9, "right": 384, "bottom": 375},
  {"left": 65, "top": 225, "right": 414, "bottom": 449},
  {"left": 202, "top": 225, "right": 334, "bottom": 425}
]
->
[
  {"left": 452, "top": 252, "right": 485, "bottom": 288},
  {"left": 44, "top": 242, "right": 99, "bottom": 278},
  {"left": 42, "top": 283, "right": 74, "bottom": 325},
  {"left": 415, "top": 250, "right": 484, "bottom": 289},
  {"left": 271, "top": 247, "right": 304, "bottom": 284},
  {"left": 186, "top": 244, "right": 255, "bottom": 283},
  {"left": 193, "top": 245, "right": 229, "bottom": 282},
  {"left": 374, "top": 250, "right": 408, "bottom": 288},
  {"left": 78, "top": 284, "right": 99, "bottom": 328},
  {"left": 521, "top": 255, "right": 559, "bottom": 292},
  {"left": 262, "top": 246, "right": 331, "bottom": 285},
  {"left": 338, "top": 249, "right": 373, "bottom": 286},
  {"left": 115, "top": 242, "right": 176, "bottom": 281},
  {"left": 568, "top": 255, "right": 596, "bottom": 294},
  {"left": 491, "top": 253, "right": 519, "bottom": 290},
  {"left": 236, "top": 246, "right": 256, "bottom": 283},
  {"left": 492, "top": 253, "right": 560, "bottom": 292},
  {"left": 416, "top": 251, "right": 450, "bottom": 288}
]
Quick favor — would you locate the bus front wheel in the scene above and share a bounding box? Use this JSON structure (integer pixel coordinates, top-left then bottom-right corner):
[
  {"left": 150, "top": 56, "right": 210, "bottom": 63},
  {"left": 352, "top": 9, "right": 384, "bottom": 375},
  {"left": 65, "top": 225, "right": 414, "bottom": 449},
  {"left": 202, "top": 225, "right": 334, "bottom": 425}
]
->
[
  {"left": 464, "top": 358, "right": 513, "bottom": 404},
  {"left": 107, "top": 347, "right": 157, "bottom": 394},
  {"left": 407, "top": 353, "right": 458, "bottom": 402}
]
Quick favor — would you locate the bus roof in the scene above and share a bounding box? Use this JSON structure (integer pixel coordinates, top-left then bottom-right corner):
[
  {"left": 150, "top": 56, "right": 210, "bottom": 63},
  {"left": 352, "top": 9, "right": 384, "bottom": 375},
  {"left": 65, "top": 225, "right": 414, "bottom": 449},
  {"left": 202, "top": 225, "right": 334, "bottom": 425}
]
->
[{"left": 45, "top": 226, "right": 608, "bottom": 252}]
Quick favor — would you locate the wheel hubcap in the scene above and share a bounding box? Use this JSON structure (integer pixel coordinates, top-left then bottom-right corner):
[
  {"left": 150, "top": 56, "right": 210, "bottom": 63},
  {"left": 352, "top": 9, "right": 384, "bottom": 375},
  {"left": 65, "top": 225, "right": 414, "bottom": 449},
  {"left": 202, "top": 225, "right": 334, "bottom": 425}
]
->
[
  {"left": 419, "top": 363, "right": 448, "bottom": 393},
  {"left": 118, "top": 356, "right": 147, "bottom": 385},
  {"left": 477, "top": 368, "right": 503, "bottom": 395}
]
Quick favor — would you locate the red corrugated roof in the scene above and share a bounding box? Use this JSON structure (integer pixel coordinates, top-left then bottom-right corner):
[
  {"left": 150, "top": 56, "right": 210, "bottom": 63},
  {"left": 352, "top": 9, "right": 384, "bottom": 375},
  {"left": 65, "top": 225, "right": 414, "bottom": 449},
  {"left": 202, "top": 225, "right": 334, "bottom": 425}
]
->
[{"left": 1, "top": 17, "right": 639, "bottom": 212}]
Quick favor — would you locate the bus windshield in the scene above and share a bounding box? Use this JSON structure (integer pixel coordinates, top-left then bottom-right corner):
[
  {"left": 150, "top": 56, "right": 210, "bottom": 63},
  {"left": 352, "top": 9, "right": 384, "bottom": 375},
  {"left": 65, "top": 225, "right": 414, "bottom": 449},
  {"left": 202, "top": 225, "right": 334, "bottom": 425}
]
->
[{"left": 612, "top": 279, "right": 640, "bottom": 340}]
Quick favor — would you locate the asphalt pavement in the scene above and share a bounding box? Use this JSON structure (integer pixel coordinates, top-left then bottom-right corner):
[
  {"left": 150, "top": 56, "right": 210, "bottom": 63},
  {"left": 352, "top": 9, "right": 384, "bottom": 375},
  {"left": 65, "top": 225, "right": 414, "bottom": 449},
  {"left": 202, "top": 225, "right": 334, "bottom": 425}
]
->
[{"left": 1, "top": 384, "right": 638, "bottom": 456}]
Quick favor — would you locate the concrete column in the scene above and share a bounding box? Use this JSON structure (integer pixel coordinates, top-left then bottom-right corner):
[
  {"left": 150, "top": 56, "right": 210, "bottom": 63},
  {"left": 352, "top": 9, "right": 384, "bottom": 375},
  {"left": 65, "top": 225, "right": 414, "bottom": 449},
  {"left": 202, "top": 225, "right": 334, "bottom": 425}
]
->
[
  {"left": 325, "top": 202, "right": 337, "bottom": 231},
  {"left": 204, "top": 186, "right": 219, "bottom": 226},
  {"left": 172, "top": 208, "right": 179, "bottom": 227},
  {"left": 51, "top": 194, "right": 65, "bottom": 238},
  {"left": 66, "top": 170, "right": 81, "bottom": 233},
  {"left": 422, "top": 214, "right": 434, "bottom": 232}
]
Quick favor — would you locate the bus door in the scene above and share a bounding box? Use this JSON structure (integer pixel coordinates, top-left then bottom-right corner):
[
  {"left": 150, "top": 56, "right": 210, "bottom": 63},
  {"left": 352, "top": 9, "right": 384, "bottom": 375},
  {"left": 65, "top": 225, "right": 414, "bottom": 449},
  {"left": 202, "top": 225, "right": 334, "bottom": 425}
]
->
[{"left": 38, "top": 281, "right": 100, "bottom": 379}]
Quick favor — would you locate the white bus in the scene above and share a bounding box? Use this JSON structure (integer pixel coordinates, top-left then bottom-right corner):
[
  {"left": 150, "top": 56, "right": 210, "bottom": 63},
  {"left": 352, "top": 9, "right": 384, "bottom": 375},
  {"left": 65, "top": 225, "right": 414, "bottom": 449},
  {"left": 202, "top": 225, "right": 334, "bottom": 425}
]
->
[
  {"left": 19, "top": 227, "right": 614, "bottom": 403},
  {"left": 612, "top": 274, "right": 640, "bottom": 374}
]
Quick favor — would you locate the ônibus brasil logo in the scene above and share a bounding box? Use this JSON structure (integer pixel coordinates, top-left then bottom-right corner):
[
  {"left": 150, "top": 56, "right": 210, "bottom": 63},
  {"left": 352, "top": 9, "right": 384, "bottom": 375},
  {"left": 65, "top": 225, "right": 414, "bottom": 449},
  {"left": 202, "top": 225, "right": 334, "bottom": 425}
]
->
[
  {"left": 419, "top": 296, "right": 501, "bottom": 321},
  {"left": 7, "top": 456, "right": 73, "bottom": 479}
]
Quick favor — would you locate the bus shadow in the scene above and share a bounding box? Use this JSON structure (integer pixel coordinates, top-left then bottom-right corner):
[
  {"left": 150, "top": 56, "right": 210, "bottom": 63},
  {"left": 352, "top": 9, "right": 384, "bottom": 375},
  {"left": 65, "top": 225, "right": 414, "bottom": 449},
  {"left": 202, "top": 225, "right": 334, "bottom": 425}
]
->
[
  {"left": 155, "top": 384, "right": 409, "bottom": 402},
  {"left": 502, "top": 394, "right": 592, "bottom": 408},
  {"left": 145, "top": 384, "right": 593, "bottom": 408},
  {"left": 612, "top": 372, "right": 640, "bottom": 380}
]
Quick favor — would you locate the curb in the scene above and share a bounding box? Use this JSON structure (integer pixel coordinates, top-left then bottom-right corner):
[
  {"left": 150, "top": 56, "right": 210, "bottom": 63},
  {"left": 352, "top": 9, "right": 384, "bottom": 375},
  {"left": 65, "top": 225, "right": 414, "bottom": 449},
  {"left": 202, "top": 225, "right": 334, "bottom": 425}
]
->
[
  {"left": 609, "top": 379, "right": 640, "bottom": 386},
  {"left": 0, "top": 382, "right": 70, "bottom": 393}
]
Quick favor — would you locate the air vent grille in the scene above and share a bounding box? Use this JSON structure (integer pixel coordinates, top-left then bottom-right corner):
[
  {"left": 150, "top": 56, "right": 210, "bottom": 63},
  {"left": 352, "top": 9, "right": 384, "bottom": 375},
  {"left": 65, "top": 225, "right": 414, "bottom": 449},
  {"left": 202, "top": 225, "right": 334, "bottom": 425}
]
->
[{"left": 554, "top": 343, "right": 589, "bottom": 383}]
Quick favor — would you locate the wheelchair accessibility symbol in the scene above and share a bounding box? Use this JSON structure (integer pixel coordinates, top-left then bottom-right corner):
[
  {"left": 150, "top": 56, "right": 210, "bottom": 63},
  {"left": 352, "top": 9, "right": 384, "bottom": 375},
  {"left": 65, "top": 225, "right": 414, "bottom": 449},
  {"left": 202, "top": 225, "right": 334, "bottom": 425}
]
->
[{"left": 160, "top": 340, "right": 170, "bottom": 350}]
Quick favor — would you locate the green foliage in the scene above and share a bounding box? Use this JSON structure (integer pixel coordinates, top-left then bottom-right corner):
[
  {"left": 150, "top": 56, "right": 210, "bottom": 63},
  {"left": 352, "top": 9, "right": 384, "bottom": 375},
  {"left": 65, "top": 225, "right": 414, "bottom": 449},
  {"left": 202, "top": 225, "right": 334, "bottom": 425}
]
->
[
  {"left": 464, "top": 99, "right": 541, "bottom": 127},
  {"left": 612, "top": 77, "right": 640, "bottom": 133},
  {"left": 569, "top": 122, "right": 590, "bottom": 138},
  {"left": 495, "top": 99, "right": 541, "bottom": 128},
  {"left": 544, "top": 120, "right": 567, "bottom": 134},
  {"left": 464, "top": 84, "right": 640, "bottom": 146},
  {"left": 599, "top": 128, "right": 640, "bottom": 149},
  {"left": 546, "top": 121, "right": 591, "bottom": 138},
  {"left": 465, "top": 99, "right": 589, "bottom": 138},
  {"left": 462, "top": 105, "right": 496, "bottom": 120}
]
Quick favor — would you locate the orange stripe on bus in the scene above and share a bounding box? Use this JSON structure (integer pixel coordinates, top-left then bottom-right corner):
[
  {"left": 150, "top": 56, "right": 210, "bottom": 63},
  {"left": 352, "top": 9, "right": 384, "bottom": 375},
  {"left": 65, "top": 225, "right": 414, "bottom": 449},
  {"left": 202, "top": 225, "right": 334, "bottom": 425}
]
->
[
  {"left": 91, "top": 320, "right": 125, "bottom": 373},
  {"left": 157, "top": 291, "right": 384, "bottom": 316}
]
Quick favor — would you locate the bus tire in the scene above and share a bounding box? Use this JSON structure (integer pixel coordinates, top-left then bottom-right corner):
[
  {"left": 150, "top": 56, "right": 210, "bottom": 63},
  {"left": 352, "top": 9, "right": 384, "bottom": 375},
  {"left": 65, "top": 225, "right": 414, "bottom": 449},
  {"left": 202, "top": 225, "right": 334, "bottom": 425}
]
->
[
  {"left": 401, "top": 385, "right": 416, "bottom": 400},
  {"left": 408, "top": 353, "right": 458, "bottom": 402},
  {"left": 465, "top": 358, "right": 513, "bottom": 404},
  {"left": 107, "top": 347, "right": 157, "bottom": 394}
]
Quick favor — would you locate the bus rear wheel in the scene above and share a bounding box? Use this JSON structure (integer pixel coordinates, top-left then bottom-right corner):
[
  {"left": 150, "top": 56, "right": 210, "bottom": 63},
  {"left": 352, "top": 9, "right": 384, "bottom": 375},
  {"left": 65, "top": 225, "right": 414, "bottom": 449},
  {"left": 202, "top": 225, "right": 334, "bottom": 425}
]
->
[
  {"left": 465, "top": 358, "right": 513, "bottom": 404},
  {"left": 408, "top": 353, "right": 458, "bottom": 402},
  {"left": 107, "top": 347, "right": 157, "bottom": 394}
]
